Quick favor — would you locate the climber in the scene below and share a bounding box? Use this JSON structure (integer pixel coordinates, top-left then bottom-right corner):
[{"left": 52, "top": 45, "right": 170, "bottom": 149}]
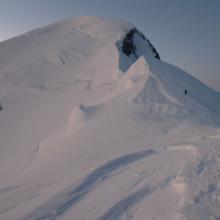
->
[{"left": 184, "top": 89, "right": 187, "bottom": 95}]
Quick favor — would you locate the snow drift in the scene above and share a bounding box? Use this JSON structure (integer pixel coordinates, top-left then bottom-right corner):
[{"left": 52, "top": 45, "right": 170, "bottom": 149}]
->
[{"left": 0, "top": 16, "right": 220, "bottom": 220}]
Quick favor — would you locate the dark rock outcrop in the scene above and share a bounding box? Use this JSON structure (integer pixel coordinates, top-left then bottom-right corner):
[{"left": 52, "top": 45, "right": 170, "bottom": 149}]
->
[
  {"left": 147, "top": 39, "right": 160, "bottom": 60},
  {"left": 122, "top": 29, "right": 137, "bottom": 58},
  {"left": 122, "top": 28, "right": 160, "bottom": 60}
]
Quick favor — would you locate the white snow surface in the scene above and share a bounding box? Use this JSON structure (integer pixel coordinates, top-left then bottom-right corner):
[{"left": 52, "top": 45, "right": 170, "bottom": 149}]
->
[{"left": 0, "top": 16, "right": 220, "bottom": 220}]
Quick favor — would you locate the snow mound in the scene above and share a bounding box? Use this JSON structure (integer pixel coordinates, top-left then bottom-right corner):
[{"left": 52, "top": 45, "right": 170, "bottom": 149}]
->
[{"left": 106, "top": 56, "right": 150, "bottom": 101}]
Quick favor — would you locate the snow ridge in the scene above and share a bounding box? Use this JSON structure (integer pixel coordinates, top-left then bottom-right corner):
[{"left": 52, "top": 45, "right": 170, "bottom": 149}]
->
[{"left": 0, "top": 16, "right": 220, "bottom": 220}]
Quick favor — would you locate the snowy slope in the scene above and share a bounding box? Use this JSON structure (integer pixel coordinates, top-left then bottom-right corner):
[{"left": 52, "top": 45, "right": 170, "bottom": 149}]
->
[{"left": 0, "top": 16, "right": 220, "bottom": 220}]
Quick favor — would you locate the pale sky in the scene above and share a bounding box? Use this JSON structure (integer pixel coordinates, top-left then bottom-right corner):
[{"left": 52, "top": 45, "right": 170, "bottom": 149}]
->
[{"left": 0, "top": 0, "right": 219, "bottom": 90}]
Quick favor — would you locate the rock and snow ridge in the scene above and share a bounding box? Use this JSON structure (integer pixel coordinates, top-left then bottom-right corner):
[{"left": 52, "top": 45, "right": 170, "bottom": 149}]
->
[
  {"left": 121, "top": 28, "right": 160, "bottom": 60},
  {"left": 0, "top": 16, "right": 220, "bottom": 220}
]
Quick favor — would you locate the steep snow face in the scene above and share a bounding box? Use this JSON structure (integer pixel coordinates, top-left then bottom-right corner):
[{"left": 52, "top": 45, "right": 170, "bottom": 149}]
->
[
  {"left": 0, "top": 16, "right": 220, "bottom": 220},
  {"left": 131, "top": 57, "right": 220, "bottom": 124}
]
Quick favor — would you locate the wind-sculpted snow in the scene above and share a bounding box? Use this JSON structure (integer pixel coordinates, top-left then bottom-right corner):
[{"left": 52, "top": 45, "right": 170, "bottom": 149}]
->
[
  {"left": 1, "top": 16, "right": 220, "bottom": 220},
  {"left": 21, "top": 149, "right": 155, "bottom": 220},
  {"left": 98, "top": 177, "right": 173, "bottom": 220},
  {"left": 98, "top": 185, "right": 154, "bottom": 220}
]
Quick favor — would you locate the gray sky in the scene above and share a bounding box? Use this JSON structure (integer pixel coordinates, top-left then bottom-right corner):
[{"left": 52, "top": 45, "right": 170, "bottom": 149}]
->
[{"left": 0, "top": 0, "right": 219, "bottom": 90}]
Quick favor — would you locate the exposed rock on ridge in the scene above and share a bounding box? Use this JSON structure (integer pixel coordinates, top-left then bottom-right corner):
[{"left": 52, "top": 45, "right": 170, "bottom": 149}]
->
[{"left": 122, "top": 28, "right": 160, "bottom": 60}]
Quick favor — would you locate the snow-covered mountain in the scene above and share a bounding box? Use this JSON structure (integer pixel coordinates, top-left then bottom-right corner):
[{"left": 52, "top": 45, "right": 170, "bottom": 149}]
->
[{"left": 0, "top": 16, "right": 220, "bottom": 220}]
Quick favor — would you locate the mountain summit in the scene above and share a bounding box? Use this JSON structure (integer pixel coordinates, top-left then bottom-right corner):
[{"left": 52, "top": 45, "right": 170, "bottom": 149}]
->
[{"left": 0, "top": 16, "right": 220, "bottom": 220}]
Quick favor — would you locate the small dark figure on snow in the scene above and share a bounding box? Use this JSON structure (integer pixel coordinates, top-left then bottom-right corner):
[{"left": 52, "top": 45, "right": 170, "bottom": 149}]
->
[{"left": 184, "top": 89, "right": 187, "bottom": 95}]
